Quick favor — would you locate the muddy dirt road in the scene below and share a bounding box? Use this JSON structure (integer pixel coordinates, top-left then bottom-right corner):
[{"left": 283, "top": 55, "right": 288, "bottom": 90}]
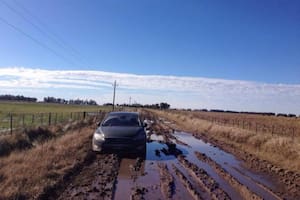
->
[{"left": 54, "top": 115, "right": 295, "bottom": 200}]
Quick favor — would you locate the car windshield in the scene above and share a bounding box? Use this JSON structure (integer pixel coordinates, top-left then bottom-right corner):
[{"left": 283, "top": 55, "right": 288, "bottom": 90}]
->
[{"left": 102, "top": 115, "right": 140, "bottom": 127}]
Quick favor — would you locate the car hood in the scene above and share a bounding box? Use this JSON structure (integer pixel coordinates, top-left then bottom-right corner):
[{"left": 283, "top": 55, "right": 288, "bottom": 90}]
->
[{"left": 99, "top": 126, "right": 143, "bottom": 138}]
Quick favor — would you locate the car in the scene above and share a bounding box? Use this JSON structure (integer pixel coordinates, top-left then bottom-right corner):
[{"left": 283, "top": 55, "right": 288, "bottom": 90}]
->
[{"left": 92, "top": 111, "right": 147, "bottom": 155}]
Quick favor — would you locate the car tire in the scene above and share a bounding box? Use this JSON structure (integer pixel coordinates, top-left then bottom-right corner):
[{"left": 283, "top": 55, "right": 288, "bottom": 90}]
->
[{"left": 137, "top": 143, "right": 146, "bottom": 158}]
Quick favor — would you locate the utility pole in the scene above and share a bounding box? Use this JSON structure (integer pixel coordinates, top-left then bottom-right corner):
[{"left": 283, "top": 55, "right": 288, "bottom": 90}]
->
[
  {"left": 129, "top": 96, "right": 131, "bottom": 105},
  {"left": 112, "top": 80, "right": 117, "bottom": 111}
]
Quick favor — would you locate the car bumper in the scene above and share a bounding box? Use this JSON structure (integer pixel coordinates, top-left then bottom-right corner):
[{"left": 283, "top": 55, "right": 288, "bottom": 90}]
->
[{"left": 92, "top": 138, "right": 146, "bottom": 152}]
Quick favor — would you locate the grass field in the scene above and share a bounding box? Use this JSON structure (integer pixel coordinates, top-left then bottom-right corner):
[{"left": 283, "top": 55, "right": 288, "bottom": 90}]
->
[
  {"left": 0, "top": 101, "right": 111, "bottom": 114},
  {"left": 0, "top": 101, "right": 112, "bottom": 131}
]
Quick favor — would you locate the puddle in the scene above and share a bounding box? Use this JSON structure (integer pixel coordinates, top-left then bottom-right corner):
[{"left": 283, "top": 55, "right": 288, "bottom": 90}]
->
[
  {"left": 173, "top": 131, "right": 280, "bottom": 200},
  {"left": 114, "top": 137, "right": 182, "bottom": 199},
  {"left": 114, "top": 132, "right": 280, "bottom": 200},
  {"left": 146, "top": 139, "right": 188, "bottom": 161}
]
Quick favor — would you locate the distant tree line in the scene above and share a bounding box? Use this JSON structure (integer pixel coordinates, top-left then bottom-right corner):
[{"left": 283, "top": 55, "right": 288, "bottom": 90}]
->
[
  {"left": 191, "top": 109, "right": 298, "bottom": 118},
  {"left": 43, "top": 96, "right": 97, "bottom": 105},
  {"left": 0, "top": 94, "right": 37, "bottom": 102}
]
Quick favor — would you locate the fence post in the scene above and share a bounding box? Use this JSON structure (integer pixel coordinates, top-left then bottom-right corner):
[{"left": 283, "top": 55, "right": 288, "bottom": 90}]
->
[
  {"left": 83, "top": 111, "right": 86, "bottom": 120},
  {"left": 22, "top": 114, "right": 25, "bottom": 127},
  {"left": 41, "top": 113, "right": 44, "bottom": 125},
  {"left": 48, "top": 113, "right": 51, "bottom": 126},
  {"left": 10, "top": 114, "right": 13, "bottom": 134},
  {"left": 55, "top": 113, "right": 58, "bottom": 124},
  {"left": 70, "top": 112, "right": 73, "bottom": 120}
]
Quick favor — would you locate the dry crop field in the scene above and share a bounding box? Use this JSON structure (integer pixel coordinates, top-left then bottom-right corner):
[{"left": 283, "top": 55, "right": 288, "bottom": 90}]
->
[{"left": 173, "top": 110, "right": 300, "bottom": 137}]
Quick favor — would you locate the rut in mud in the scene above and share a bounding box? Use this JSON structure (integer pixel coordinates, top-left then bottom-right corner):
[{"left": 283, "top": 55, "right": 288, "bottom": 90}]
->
[{"left": 55, "top": 114, "right": 295, "bottom": 200}]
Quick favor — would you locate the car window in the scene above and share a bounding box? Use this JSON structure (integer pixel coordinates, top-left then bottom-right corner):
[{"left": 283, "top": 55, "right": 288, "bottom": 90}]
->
[{"left": 102, "top": 115, "right": 140, "bottom": 126}]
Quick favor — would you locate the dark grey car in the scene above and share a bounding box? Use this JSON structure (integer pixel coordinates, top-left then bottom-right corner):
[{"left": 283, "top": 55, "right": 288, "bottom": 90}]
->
[{"left": 92, "top": 112, "right": 147, "bottom": 154}]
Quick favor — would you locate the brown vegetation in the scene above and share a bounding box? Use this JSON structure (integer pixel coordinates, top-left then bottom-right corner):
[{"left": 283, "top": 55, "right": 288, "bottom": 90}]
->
[
  {"left": 0, "top": 120, "right": 95, "bottom": 199},
  {"left": 174, "top": 110, "right": 300, "bottom": 137},
  {"left": 0, "top": 120, "right": 90, "bottom": 157}
]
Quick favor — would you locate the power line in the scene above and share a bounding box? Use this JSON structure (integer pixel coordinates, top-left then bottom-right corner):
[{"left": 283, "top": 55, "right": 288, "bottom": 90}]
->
[
  {"left": 12, "top": 0, "right": 86, "bottom": 62},
  {"left": 1, "top": 0, "right": 88, "bottom": 67},
  {"left": 0, "top": 16, "right": 78, "bottom": 67}
]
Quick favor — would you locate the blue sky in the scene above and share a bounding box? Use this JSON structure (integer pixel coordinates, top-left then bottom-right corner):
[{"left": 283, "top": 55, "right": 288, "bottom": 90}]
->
[{"left": 0, "top": 1, "right": 300, "bottom": 113}]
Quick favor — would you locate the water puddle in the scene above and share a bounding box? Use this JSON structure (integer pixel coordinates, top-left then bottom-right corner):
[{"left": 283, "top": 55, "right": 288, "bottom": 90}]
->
[
  {"left": 114, "top": 131, "right": 281, "bottom": 200},
  {"left": 114, "top": 138, "right": 182, "bottom": 199},
  {"left": 173, "top": 131, "right": 280, "bottom": 200}
]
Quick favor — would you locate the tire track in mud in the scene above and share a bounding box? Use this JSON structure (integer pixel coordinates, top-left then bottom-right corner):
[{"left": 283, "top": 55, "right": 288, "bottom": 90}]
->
[
  {"left": 172, "top": 164, "right": 203, "bottom": 200},
  {"left": 194, "top": 151, "right": 262, "bottom": 200},
  {"left": 57, "top": 154, "right": 119, "bottom": 200},
  {"left": 157, "top": 163, "right": 175, "bottom": 199},
  {"left": 177, "top": 155, "right": 231, "bottom": 200}
]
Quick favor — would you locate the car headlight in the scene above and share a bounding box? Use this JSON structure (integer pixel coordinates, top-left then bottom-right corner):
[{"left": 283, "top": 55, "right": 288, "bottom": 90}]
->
[{"left": 94, "top": 132, "right": 105, "bottom": 141}]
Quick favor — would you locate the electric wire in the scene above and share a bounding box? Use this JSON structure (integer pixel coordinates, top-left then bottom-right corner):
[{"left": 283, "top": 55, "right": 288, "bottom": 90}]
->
[
  {"left": 0, "top": 0, "right": 89, "bottom": 68},
  {"left": 0, "top": 15, "right": 78, "bottom": 67},
  {"left": 12, "top": 0, "right": 85, "bottom": 61}
]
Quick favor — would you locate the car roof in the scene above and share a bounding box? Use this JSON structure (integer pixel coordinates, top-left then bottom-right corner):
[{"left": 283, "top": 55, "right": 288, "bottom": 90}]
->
[{"left": 107, "top": 111, "right": 139, "bottom": 117}]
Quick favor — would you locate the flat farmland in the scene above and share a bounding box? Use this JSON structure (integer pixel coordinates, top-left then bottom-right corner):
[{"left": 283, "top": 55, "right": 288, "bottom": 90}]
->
[
  {"left": 0, "top": 101, "right": 109, "bottom": 115},
  {"left": 0, "top": 101, "right": 111, "bottom": 131}
]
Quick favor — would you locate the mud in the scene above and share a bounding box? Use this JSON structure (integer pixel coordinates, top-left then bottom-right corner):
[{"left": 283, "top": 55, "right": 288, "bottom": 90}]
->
[
  {"left": 158, "top": 163, "right": 175, "bottom": 199},
  {"left": 193, "top": 132, "right": 300, "bottom": 199},
  {"left": 57, "top": 154, "right": 119, "bottom": 200},
  {"left": 172, "top": 164, "right": 203, "bottom": 200},
  {"left": 49, "top": 111, "right": 298, "bottom": 199},
  {"left": 195, "top": 151, "right": 265, "bottom": 200},
  {"left": 177, "top": 155, "right": 231, "bottom": 200}
]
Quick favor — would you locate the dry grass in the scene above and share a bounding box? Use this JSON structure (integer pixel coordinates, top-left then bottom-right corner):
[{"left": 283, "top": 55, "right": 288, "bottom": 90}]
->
[
  {"left": 0, "top": 120, "right": 87, "bottom": 157},
  {"left": 0, "top": 122, "right": 95, "bottom": 199},
  {"left": 152, "top": 110, "right": 300, "bottom": 172},
  {"left": 176, "top": 110, "right": 300, "bottom": 137}
]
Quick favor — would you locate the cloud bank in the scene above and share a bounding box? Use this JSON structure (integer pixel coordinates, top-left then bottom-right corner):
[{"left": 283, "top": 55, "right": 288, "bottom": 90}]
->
[{"left": 0, "top": 67, "right": 299, "bottom": 114}]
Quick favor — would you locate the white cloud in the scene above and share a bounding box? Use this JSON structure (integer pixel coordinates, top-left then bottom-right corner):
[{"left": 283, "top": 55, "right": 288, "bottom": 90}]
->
[{"left": 0, "top": 67, "right": 300, "bottom": 114}]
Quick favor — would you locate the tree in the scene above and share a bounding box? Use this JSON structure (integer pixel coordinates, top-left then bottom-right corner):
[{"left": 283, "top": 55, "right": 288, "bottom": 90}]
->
[{"left": 160, "top": 102, "right": 170, "bottom": 109}]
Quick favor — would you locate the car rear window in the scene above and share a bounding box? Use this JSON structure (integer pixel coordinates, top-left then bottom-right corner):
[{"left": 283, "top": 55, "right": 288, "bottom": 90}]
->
[{"left": 102, "top": 115, "right": 140, "bottom": 126}]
